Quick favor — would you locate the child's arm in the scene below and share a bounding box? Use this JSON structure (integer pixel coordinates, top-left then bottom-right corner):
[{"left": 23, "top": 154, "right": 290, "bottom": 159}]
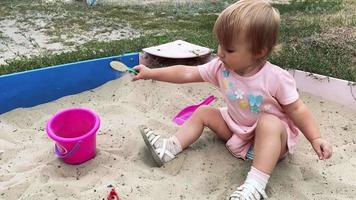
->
[
  {"left": 132, "top": 64, "right": 204, "bottom": 83},
  {"left": 283, "top": 99, "right": 332, "bottom": 160}
]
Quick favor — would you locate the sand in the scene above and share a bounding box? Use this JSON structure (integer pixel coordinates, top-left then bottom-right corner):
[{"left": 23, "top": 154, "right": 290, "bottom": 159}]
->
[{"left": 0, "top": 73, "right": 355, "bottom": 200}]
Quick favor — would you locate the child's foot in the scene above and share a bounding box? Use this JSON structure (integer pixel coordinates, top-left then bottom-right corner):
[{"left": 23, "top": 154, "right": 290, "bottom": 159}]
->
[
  {"left": 229, "top": 166, "right": 269, "bottom": 200},
  {"left": 140, "top": 126, "right": 182, "bottom": 167},
  {"left": 229, "top": 180, "right": 268, "bottom": 200}
]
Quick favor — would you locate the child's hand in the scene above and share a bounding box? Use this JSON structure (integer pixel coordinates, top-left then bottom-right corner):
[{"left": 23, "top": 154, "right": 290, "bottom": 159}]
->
[
  {"left": 311, "top": 138, "right": 332, "bottom": 160},
  {"left": 132, "top": 64, "right": 151, "bottom": 81}
]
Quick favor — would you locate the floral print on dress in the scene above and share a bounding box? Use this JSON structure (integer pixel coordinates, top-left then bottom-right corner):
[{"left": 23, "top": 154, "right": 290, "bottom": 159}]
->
[
  {"left": 239, "top": 100, "right": 249, "bottom": 109},
  {"left": 264, "top": 104, "right": 272, "bottom": 112},
  {"left": 228, "top": 81, "right": 235, "bottom": 89},
  {"left": 221, "top": 69, "right": 266, "bottom": 114},
  {"left": 248, "top": 94, "right": 263, "bottom": 113},
  {"left": 222, "top": 69, "right": 230, "bottom": 77},
  {"left": 234, "top": 89, "right": 244, "bottom": 100},
  {"left": 227, "top": 91, "right": 237, "bottom": 101},
  {"left": 223, "top": 79, "right": 229, "bottom": 90}
]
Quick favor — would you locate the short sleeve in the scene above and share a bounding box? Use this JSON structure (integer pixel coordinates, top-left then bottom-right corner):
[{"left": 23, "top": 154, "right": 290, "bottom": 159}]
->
[
  {"left": 275, "top": 70, "right": 299, "bottom": 105},
  {"left": 197, "top": 58, "right": 221, "bottom": 87}
]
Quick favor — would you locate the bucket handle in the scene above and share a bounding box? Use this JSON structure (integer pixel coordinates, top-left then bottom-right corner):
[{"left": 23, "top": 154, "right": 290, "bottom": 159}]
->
[{"left": 55, "top": 141, "right": 81, "bottom": 159}]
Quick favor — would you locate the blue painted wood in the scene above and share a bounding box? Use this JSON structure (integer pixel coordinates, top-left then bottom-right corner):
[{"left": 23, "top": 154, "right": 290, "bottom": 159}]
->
[{"left": 0, "top": 52, "right": 139, "bottom": 114}]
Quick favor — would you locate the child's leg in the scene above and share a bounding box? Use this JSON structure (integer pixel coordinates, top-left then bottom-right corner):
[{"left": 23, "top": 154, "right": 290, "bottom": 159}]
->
[
  {"left": 230, "top": 114, "right": 288, "bottom": 200},
  {"left": 141, "top": 105, "right": 233, "bottom": 166},
  {"left": 253, "top": 113, "right": 288, "bottom": 173},
  {"left": 175, "top": 105, "right": 233, "bottom": 149}
]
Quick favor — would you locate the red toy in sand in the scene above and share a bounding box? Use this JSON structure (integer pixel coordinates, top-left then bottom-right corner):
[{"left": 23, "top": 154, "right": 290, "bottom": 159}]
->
[{"left": 107, "top": 188, "right": 120, "bottom": 200}]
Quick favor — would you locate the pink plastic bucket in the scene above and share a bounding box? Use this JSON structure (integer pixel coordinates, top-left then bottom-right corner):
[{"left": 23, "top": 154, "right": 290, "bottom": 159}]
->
[{"left": 46, "top": 107, "right": 100, "bottom": 165}]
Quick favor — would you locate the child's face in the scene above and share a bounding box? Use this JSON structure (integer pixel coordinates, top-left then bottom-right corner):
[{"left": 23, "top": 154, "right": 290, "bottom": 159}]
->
[{"left": 217, "top": 35, "right": 262, "bottom": 76}]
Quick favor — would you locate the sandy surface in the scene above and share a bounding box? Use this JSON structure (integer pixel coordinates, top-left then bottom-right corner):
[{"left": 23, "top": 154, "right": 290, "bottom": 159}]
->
[
  {"left": 0, "top": 74, "right": 355, "bottom": 200},
  {"left": 1, "top": 1, "right": 354, "bottom": 199}
]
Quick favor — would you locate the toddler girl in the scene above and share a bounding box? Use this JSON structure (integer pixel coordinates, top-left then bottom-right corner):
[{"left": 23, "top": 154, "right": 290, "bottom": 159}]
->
[{"left": 133, "top": 0, "right": 332, "bottom": 199}]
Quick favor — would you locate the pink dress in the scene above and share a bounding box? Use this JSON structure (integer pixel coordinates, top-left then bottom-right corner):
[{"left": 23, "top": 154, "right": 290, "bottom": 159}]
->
[{"left": 198, "top": 58, "right": 299, "bottom": 159}]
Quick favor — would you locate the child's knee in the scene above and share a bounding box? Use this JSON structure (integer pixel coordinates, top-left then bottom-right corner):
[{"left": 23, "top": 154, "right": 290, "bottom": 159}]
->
[
  {"left": 256, "top": 113, "right": 284, "bottom": 132},
  {"left": 195, "top": 105, "right": 213, "bottom": 115},
  {"left": 188, "top": 105, "right": 213, "bottom": 124},
  {"left": 194, "top": 105, "right": 220, "bottom": 125}
]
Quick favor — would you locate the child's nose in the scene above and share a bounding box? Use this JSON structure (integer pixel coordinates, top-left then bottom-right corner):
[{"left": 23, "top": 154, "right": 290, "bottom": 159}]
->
[{"left": 217, "top": 48, "right": 225, "bottom": 59}]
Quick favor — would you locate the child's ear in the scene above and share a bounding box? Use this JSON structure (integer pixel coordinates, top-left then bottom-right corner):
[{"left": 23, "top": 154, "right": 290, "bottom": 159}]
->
[{"left": 255, "top": 47, "right": 268, "bottom": 59}]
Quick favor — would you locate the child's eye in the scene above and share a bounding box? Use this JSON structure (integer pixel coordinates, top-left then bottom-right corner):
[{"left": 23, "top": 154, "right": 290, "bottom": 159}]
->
[{"left": 226, "top": 49, "right": 235, "bottom": 53}]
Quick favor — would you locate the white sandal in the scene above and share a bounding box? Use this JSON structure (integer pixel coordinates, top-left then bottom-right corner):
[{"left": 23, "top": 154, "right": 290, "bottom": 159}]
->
[
  {"left": 229, "top": 179, "right": 268, "bottom": 200},
  {"left": 140, "top": 126, "right": 175, "bottom": 167}
]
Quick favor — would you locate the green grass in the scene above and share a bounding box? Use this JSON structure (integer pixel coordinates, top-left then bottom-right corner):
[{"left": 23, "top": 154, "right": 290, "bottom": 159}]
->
[
  {"left": 276, "top": 0, "right": 343, "bottom": 14},
  {"left": 271, "top": 42, "right": 355, "bottom": 81},
  {"left": 0, "top": 0, "right": 355, "bottom": 82}
]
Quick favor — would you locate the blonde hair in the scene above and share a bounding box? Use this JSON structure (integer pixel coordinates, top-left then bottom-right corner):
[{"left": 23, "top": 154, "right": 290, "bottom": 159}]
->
[{"left": 213, "top": 0, "right": 280, "bottom": 58}]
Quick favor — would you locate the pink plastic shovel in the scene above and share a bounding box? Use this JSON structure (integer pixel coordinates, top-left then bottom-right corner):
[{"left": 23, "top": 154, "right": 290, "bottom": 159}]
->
[{"left": 172, "top": 95, "right": 215, "bottom": 125}]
